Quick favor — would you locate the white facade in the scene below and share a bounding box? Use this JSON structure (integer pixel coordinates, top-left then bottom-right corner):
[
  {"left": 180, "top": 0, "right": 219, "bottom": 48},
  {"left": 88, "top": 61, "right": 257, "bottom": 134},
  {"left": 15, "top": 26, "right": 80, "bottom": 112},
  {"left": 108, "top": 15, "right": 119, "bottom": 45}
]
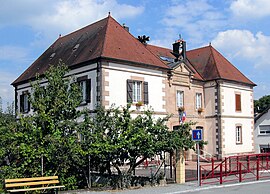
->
[
  {"left": 15, "top": 62, "right": 256, "bottom": 158},
  {"left": 16, "top": 63, "right": 98, "bottom": 115},
  {"left": 220, "top": 82, "right": 254, "bottom": 156},
  {"left": 255, "top": 108, "right": 270, "bottom": 153},
  {"left": 104, "top": 62, "right": 166, "bottom": 113}
]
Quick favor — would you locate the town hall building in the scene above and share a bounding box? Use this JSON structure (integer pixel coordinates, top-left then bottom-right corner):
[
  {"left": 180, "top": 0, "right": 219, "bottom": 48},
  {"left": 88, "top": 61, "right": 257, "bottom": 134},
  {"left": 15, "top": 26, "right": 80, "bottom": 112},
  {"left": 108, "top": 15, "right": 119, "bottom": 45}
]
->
[{"left": 12, "top": 15, "right": 256, "bottom": 159}]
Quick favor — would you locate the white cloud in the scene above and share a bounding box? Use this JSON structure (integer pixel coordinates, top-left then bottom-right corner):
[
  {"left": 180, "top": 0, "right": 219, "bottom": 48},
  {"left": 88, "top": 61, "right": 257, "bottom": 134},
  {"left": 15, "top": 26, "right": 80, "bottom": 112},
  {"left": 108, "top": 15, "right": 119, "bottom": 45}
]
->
[
  {"left": 0, "top": 71, "right": 16, "bottom": 109},
  {"left": 212, "top": 29, "right": 270, "bottom": 69},
  {"left": 0, "top": 0, "right": 144, "bottom": 46},
  {"left": 230, "top": 0, "right": 270, "bottom": 19},
  {"left": 149, "top": 28, "right": 177, "bottom": 49},
  {"left": 0, "top": 46, "right": 30, "bottom": 63},
  {"left": 161, "top": 0, "right": 226, "bottom": 46},
  {"left": 29, "top": 0, "right": 144, "bottom": 34}
]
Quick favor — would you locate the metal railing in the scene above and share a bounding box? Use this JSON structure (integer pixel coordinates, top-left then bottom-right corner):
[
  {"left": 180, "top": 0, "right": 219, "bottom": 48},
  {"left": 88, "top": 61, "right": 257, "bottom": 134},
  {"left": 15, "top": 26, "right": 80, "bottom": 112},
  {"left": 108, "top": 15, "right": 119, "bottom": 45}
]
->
[{"left": 200, "top": 153, "right": 270, "bottom": 185}]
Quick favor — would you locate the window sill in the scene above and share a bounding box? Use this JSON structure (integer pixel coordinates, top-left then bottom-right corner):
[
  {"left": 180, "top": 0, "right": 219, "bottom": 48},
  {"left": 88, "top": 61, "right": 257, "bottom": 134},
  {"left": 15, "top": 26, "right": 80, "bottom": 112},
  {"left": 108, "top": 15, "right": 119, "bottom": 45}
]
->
[{"left": 79, "top": 102, "right": 89, "bottom": 107}]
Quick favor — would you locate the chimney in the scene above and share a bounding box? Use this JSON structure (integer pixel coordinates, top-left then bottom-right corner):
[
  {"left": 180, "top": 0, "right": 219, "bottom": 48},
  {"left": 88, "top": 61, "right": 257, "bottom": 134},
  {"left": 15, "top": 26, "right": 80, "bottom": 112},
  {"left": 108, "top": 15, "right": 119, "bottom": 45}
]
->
[
  {"left": 122, "top": 23, "right": 129, "bottom": 32},
  {"left": 171, "top": 39, "right": 186, "bottom": 62}
]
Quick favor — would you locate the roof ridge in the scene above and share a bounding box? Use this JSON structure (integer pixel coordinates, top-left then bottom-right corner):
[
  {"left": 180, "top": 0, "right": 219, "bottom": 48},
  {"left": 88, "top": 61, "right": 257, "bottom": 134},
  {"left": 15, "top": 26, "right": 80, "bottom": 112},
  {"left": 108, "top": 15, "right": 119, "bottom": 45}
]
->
[
  {"left": 186, "top": 58, "right": 204, "bottom": 80},
  {"left": 144, "top": 44, "right": 167, "bottom": 66},
  {"left": 100, "top": 15, "right": 110, "bottom": 57},
  {"left": 209, "top": 45, "right": 221, "bottom": 78},
  {"left": 210, "top": 46, "right": 255, "bottom": 85},
  {"left": 12, "top": 38, "right": 61, "bottom": 85},
  {"left": 147, "top": 44, "right": 171, "bottom": 50},
  {"left": 59, "top": 17, "right": 108, "bottom": 40},
  {"left": 188, "top": 45, "right": 210, "bottom": 52},
  {"left": 100, "top": 17, "right": 168, "bottom": 69}
]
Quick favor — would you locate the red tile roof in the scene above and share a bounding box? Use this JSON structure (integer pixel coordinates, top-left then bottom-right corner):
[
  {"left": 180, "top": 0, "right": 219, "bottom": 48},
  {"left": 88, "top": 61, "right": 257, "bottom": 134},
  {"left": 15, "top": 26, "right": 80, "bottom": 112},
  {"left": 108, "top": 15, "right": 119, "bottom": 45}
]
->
[
  {"left": 146, "top": 44, "right": 255, "bottom": 86},
  {"left": 146, "top": 44, "right": 203, "bottom": 80},
  {"left": 12, "top": 15, "right": 168, "bottom": 85},
  {"left": 12, "top": 15, "right": 255, "bottom": 87},
  {"left": 187, "top": 45, "right": 256, "bottom": 86}
]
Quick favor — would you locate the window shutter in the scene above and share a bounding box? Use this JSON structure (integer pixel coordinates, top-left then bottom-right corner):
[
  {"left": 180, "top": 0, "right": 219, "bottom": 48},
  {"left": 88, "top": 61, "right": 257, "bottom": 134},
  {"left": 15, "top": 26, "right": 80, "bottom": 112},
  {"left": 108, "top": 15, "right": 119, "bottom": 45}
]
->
[
  {"left": 86, "top": 79, "right": 91, "bottom": 103},
  {"left": 127, "top": 80, "right": 133, "bottom": 103},
  {"left": 235, "top": 94, "right": 241, "bottom": 111},
  {"left": 27, "top": 95, "right": 30, "bottom": 112},
  {"left": 143, "top": 81, "right": 149, "bottom": 104},
  {"left": 19, "top": 94, "right": 24, "bottom": 113}
]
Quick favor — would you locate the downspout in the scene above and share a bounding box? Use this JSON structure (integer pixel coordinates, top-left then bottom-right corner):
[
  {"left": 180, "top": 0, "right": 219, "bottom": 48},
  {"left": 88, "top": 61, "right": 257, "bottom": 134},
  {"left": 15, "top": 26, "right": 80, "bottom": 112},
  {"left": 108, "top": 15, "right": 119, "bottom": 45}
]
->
[
  {"left": 97, "top": 61, "right": 102, "bottom": 106},
  {"left": 215, "top": 80, "right": 222, "bottom": 159}
]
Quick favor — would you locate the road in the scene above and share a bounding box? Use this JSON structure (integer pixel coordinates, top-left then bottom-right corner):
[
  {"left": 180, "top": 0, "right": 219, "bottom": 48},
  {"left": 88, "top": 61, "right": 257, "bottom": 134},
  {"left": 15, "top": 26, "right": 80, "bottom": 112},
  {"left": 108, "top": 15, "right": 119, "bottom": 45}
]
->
[
  {"left": 61, "top": 179, "right": 270, "bottom": 194},
  {"left": 170, "top": 180, "right": 270, "bottom": 194}
]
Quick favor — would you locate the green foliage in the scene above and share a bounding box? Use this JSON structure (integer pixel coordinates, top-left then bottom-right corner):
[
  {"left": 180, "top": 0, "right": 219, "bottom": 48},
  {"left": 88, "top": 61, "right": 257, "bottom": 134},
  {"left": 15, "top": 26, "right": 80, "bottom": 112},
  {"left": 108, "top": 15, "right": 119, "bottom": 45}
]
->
[
  {"left": 0, "top": 61, "right": 199, "bottom": 190},
  {"left": 80, "top": 105, "right": 196, "bottom": 179},
  {"left": 254, "top": 95, "right": 270, "bottom": 113},
  {"left": 0, "top": 61, "right": 85, "bottom": 190},
  {"left": 0, "top": 105, "right": 17, "bottom": 192}
]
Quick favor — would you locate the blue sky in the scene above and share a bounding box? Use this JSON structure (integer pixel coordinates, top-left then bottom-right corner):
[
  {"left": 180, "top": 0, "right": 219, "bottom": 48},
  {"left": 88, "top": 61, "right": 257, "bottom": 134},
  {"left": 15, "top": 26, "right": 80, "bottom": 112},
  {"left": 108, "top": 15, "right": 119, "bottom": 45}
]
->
[{"left": 1, "top": 0, "right": 270, "bottom": 110}]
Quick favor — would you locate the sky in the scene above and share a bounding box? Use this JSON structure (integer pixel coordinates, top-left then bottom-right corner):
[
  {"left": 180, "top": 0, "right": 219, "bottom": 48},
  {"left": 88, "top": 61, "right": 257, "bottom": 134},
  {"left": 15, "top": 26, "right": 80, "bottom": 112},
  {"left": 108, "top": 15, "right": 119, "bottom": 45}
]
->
[{"left": 1, "top": 0, "right": 270, "bottom": 110}]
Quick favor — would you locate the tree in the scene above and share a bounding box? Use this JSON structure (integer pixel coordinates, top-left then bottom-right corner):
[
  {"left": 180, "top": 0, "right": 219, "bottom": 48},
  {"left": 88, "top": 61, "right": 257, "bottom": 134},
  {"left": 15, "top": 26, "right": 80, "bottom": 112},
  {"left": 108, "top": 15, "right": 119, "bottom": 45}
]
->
[
  {"left": 0, "top": 61, "right": 85, "bottom": 189},
  {"left": 254, "top": 95, "right": 270, "bottom": 113},
  {"left": 80, "top": 105, "right": 196, "bottom": 187},
  {"left": 0, "top": 99, "right": 17, "bottom": 191}
]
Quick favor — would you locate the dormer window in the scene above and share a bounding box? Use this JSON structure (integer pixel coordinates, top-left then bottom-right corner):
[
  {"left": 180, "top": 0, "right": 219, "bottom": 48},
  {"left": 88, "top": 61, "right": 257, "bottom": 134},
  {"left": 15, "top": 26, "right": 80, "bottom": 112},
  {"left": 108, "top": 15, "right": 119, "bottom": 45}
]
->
[
  {"left": 73, "top": 44, "right": 80, "bottom": 52},
  {"left": 49, "top": 52, "right": 56, "bottom": 60}
]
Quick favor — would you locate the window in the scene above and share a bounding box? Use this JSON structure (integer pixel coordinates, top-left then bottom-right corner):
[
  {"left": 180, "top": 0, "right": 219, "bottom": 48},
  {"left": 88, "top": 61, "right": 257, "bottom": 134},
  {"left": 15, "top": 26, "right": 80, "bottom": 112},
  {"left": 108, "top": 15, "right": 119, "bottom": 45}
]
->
[
  {"left": 176, "top": 90, "right": 184, "bottom": 107},
  {"left": 133, "top": 81, "right": 142, "bottom": 103},
  {"left": 196, "top": 93, "right": 202, "bottom": 109},
  {"left": 20, "top": 91, "right": 30, "bottom": 113},
  {"left": 259, "top": 125, "right": 270, "bottom": 135},
  {"left": 236, "top": 126, "right": 242, "bottom": 144},
  {"left": 127, "top": 80, "right": 148, "bottom": 104},
  {"left": 235, "top": 93, "right": 241, "bottom": 111},
  {"left": 77, "top": 76, "right": 91, "bottom": 104}
]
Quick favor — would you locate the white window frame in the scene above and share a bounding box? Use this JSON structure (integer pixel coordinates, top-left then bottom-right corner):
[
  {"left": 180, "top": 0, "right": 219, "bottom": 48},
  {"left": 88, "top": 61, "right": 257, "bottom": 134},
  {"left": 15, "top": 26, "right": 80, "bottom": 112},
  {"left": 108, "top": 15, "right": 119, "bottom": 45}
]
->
[
  {"left": 176, "top": 90, "right": 184, "bottom": 107},
  {"left": 132, "top": 81, "right": 142, "bottom": 103},
  {"left": 259, "top": 125, "right": 270, "bottom": 135},
  {"left": 236, "top": 126, "right": 242, "bottom": 144},
  {"left": 196, "top": 93, "right": 202, "bottom": 109}
]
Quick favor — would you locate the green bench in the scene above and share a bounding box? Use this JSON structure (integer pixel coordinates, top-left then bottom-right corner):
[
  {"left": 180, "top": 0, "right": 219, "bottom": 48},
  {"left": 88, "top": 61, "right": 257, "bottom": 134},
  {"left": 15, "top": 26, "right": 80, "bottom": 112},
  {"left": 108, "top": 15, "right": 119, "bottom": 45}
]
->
[{"left": 5, "top": 176, "right": 65, "bottom": 193}]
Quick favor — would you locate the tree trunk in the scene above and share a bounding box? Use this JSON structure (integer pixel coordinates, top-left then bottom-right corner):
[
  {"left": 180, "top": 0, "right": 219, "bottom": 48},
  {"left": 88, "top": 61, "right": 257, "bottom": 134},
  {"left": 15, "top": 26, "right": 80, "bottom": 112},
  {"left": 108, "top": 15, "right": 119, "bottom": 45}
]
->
[{"left": 127, "top": 156, "right": 147, "bottom": 174}]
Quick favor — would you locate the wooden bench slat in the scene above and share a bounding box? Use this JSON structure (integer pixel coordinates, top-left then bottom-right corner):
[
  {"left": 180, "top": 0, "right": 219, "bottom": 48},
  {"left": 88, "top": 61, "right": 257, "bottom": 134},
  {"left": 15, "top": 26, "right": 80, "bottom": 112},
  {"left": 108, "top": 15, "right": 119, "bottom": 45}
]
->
[
  {"left": 5, "top": 180, "right": 59, "bottom": 188},
  {"left": 7, "top": 185, "right": 65, "bottom": 192},
  {"left": 5, "top": 176, "right": 59, "bottom": 183}
]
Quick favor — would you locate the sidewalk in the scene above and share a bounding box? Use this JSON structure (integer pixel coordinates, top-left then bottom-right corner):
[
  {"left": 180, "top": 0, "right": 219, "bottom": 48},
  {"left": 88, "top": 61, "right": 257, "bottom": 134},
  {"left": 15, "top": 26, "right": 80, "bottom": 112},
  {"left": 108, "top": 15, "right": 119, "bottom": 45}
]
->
[
  {"left": 60, "top": 179, "right": 270, "bottom": 194},
  {"left": 60, "top": 181, "right": 201, "bottom": 194}
]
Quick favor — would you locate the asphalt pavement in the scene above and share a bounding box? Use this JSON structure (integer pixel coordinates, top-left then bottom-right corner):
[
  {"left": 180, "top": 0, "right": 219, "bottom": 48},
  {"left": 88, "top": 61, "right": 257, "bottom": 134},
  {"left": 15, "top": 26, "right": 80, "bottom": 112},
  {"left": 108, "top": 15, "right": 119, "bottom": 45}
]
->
[{"left": 60, "top": 179, "right": 270, "bottom": 194}]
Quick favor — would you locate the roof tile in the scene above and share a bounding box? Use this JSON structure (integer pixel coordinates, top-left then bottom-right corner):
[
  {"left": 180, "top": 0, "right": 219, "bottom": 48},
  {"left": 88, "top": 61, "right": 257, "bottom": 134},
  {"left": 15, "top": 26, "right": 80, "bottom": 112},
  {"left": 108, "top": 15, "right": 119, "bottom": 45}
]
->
[{"left": 12, "top": 16, "right": 168, "bottom": 85}]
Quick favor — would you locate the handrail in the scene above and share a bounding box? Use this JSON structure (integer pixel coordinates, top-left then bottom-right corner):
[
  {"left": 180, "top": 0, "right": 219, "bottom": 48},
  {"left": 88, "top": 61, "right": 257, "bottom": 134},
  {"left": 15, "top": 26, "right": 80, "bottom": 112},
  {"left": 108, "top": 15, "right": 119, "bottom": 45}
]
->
[
  {"left": 193, "top": 149, "right": 213, "bottom": 163},
  {"left": 200, "top": 149, "right": 214, "bottom": 160}
]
